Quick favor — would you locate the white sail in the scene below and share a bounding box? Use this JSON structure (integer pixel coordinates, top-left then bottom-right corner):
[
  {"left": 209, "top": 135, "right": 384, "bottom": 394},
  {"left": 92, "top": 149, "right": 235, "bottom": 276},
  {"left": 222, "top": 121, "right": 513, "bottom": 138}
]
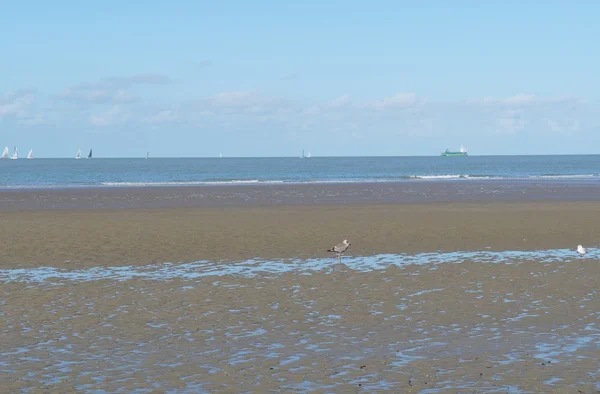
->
[
  {"left": 10, "top": 146, "right": 18, "bottom": 160},
  {"left": 27, "top": 149, "right": 33, "bottom": 159},
  {"left": 75, "top": 149, "right": 81, "bottom": 159},
  {"left": 459, "top": 144, "right": 467, "bottom": 153},
  {"left": 1, "top": 146, "right": 8, "bottom": 159},
  {"left": 306, "top": 151, "right": 311, "bottom": 158}
]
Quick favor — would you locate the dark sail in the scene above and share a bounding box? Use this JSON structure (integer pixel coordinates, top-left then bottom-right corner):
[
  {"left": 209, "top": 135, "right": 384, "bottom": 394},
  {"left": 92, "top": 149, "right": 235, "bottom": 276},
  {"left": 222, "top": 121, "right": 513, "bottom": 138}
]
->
[{"left": 88, "top": 149, "right": 92, "bottom": 158}]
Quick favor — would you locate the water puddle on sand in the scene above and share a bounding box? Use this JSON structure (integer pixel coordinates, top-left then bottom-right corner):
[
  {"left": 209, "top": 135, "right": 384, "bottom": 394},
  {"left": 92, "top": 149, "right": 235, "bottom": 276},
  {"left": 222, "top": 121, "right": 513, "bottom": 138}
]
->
[
  {"left": 1, "top": 248, "right": 599, "bottom": 392},
  {"left": 0, "top": 247, "right": 597, "bottom": 284},
  {"left": 1, "top": 321, "right": 597, "bottom": 392}
]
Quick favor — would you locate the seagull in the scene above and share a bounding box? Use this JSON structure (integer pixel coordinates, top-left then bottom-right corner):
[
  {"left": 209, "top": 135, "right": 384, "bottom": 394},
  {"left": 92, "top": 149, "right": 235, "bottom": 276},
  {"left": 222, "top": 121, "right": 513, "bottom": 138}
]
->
[
  {"left": 327, "top": 239, "right": 351, "bottom": 260},
  {"left": 577, "top": 245, "right": 586, "bottom": 256}
]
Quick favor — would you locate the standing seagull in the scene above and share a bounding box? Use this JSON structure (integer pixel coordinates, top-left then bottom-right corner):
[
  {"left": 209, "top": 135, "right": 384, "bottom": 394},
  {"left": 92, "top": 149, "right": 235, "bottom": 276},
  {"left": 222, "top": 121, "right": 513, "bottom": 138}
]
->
[
  {"left": 577, "top": 245, "right": 586, "bottom": 256},
  {"left": 327, "top": 239, "right": 351, "bottom": 260}
]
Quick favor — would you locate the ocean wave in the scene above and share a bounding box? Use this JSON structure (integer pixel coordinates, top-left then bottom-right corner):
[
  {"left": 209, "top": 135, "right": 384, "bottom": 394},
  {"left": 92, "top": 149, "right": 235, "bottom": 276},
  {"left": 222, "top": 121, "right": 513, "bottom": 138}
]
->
[
  {"left": 100, "top": 179, "right": 406, "bottom": 187},
  {"left": 2, "top": 174, "right": 600, "bottom": 190},
  {"left": 410, "top": 174, "right": 496, "bottom": 180},
  {"left": 407, "top": 173, "right": 600, "bottom": 180},
  {"left": 100, "top": 180, "right": 285, "bottom": 187},
  {"left": 534, "top": 174, "right": 598, "bottom": 179}
]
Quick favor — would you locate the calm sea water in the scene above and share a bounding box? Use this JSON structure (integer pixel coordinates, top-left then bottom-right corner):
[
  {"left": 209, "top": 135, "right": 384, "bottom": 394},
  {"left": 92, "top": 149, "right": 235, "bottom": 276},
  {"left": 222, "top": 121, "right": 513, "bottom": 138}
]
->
[{"left": 1, "top": 155, "right": 600, "bottom": 188}]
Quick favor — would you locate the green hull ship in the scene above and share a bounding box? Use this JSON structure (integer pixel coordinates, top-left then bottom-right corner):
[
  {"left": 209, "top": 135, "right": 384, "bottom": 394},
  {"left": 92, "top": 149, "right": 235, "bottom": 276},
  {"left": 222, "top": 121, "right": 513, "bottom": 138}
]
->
[{"left": 441, "top": 144, "right": 468, "bottom": 156}]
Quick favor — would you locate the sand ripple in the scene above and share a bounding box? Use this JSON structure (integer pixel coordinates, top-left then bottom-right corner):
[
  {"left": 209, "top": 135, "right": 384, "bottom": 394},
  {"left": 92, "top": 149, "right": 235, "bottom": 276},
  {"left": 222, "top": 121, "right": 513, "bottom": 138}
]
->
[{"left": 1, "top": 253, "right": 599, "bottom": 392}]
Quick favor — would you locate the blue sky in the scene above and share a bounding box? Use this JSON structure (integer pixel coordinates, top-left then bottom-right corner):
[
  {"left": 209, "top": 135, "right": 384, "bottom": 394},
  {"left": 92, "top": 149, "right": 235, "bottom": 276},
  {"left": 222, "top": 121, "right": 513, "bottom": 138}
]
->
[{"left": 1, "top": 1, "right": 598, "bottom": 157}]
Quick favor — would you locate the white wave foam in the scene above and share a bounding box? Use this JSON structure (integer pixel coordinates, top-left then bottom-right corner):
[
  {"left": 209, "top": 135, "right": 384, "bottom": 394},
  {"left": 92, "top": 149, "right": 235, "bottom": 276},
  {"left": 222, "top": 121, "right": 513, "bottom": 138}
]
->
[
  {"left": 4, "top": 174, "right": 598, "bottom": 190},
  {"left": 533, "top": 174, "right": 597, "bottom": 179},
  {"left": 100, "top": 180, "right": 284, "bottom": 187},
  {"left": 411, "top": 174, "right": 493, "bottom": 180},
  {"left": 416, "top": 175, "right": 463, "bottom": 179},
  {"left": 100, "top": 179, "right": 417, "bottom": 187}
]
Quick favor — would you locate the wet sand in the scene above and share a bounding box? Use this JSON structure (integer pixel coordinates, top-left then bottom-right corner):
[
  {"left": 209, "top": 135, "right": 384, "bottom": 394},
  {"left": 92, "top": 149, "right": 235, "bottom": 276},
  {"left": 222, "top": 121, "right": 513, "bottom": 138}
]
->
[
  {"left": 2, "top": 201, "right": 600, "bottom": 268},
  {"left": 1, "top": 185, "right": 600, "bottom": 392},
  {"left": 3, "top": 180, "right": 600, "bottom": 212},
  {"left": 2, "top": 259, "right": 599, "bottom": 392}
]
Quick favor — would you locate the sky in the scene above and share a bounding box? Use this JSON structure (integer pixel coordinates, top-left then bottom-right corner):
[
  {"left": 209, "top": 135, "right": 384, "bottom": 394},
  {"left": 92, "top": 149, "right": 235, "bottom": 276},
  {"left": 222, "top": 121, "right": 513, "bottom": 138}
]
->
[{"left": 0, "top": 1, "right": 599, "bottom": 157}]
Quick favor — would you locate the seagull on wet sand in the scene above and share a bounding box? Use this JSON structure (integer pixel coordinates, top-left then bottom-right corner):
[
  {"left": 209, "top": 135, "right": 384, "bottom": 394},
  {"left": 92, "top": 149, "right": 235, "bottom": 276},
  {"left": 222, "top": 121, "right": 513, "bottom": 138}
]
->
[
  {"left": 577, "top": 245, "right": 586, "bottom": 256},
  {"left": 327, "top": 239, "right": 351, "bottom": 260}
]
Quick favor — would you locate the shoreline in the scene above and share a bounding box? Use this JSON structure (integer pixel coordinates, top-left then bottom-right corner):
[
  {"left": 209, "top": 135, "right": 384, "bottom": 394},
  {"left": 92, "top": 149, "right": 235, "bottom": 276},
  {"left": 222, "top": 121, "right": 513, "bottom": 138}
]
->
[{"left": 3, "top": 179, "right": 600, "bottom": 211}]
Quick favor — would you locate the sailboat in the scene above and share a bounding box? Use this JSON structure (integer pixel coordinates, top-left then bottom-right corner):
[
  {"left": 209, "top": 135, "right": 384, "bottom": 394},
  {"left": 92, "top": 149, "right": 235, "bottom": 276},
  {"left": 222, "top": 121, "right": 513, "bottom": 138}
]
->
[
  {"left": 219, "top": 152, "right": 223, "bottom": 158},
  {"left": 300, "top": 149, "right": 312, "bottom": 159},
  {"left": 1, "top": 146, "right": 8, "bottom": 159},
  {"left": 27, "top": 149, "right": 33, "bottom": 160},
  {"left": 10, "top": 146, "right": 18, "bottom": 160},
  {"left": 146, "top": 152, "right": 149, "bottom": 159},
  {"left": 87, "top": 149, "right": 92, "bottom": 159},
  {"left": 75, "top": 149, "right": 81, "bottom": 160}
]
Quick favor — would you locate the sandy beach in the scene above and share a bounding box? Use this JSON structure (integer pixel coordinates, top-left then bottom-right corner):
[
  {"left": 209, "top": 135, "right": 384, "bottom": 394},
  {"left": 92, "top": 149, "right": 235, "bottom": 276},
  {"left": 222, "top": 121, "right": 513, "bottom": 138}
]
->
[
  {"left": 2, "top": 199, "right": 600, "bottom": 268},
  {"left": 1, "top": 184, "right": 599, "bottom": 392}
]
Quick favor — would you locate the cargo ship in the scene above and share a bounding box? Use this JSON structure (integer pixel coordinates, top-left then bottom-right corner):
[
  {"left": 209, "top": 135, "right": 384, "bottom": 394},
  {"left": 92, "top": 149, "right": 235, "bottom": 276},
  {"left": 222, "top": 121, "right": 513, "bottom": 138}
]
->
[{"left": 441, "top": 144, "right": 468, "bottom": 156}]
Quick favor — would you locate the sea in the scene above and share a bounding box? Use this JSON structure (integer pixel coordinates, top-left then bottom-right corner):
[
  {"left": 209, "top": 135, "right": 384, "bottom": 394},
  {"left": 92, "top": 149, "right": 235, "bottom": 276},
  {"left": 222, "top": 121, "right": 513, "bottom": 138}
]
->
[{"left": 1, "top": 155, "right": 600, "bottom": 189}]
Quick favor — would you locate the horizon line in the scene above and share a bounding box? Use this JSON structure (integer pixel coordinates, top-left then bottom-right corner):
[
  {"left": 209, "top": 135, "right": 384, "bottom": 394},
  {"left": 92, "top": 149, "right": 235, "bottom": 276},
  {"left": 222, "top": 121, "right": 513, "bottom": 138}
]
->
[{"left": 3, "top": 153, "right": 600, "bottom": 159}]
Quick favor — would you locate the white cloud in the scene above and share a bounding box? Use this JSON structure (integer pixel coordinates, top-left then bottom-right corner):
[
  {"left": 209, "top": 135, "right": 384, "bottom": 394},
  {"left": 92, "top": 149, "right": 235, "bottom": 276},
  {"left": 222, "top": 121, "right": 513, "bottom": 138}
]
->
[
  {"left": 328, "top": 94, "right": 351, "bottom": 109},
  {"left": 496, "top": 115, "right": 525, "bottom": 134},
  {"left": 186, "top": 91, "right": 592, "bottom": 138},
  {"left": 56, "top": 88, "right": 138, "bottom": 105},
  {"left": 5, "top": 81, "right": 595, "bottom": 141},
  {"left": 367, "top": 92, "right": 425, "bottom": 110},
  {"left": 304, "top": 94, "right": 351, "bottom": 115},
  {"left": 55, "top": 74, "right": 171, "bottom": 106},
  {"left": 503, "top": 94, "right": 536, "bottom": 106},
  {"left": 96, "top": 74, "right": 172, "bottom": 89},
  {"left": 194, "top": 91, "right": 290, "bottom": 115},
  {"left": 18, "top": 113, "right": 46, "bottom": 126},
  {"left": 545, "top": 118, "right": 581, "bottom": 135},
  {"left": 0, "top": 88, "right": 37, "bottom": 121},
  {"left": 142, "top": 106, "right": 182, "bottom": 124},
  {"left": 310, "top": 92, "right": 425, "bottom": 114},
  {"left": 210, "top": 91, "right": 254, "bottom": 106},
  {"left": 89, "top": 106, "right": 128, "bottom": 127},
  {"left": 472, "top": 94, "right": 580, "bottom": 107}
]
